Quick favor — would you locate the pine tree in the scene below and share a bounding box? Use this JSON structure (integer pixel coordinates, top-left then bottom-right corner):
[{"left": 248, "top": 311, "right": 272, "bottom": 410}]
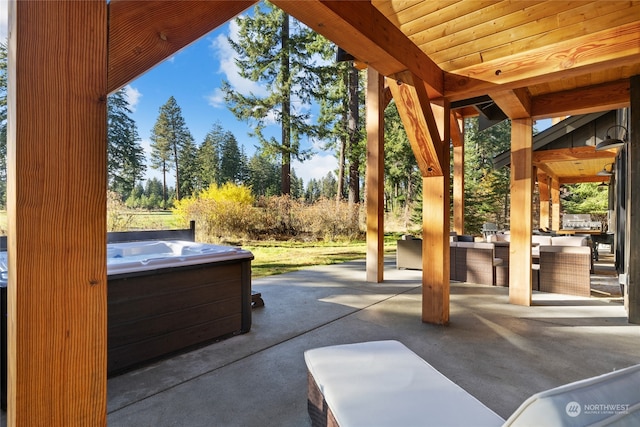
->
[
  {"left": 463, "top": 118, "right": 512, "bottom": 234},
  {"left": 315, "top": 48, "right": 366, "bottom": 204},
  {"left": 197, "top": 123, "right": 224, "bottom": 189},
  {"left": 150, "top": 96, "right": 193, "bottom": 205},
  {"left": 384, "top": 101, "right": 420, "bottom": 218},
  {"left": 219, "top": 131, "right": 243, "bottom": 184},
  {"left": 107, "top": 88, "right": 146, "bottom": 199},
  {"left": 247, "top": 150, "right": 280, "bottom": 197},
  {"left": 221, "top": 2, "right": 326, "bottom": 195},
  {"left": 177, "top": 134, "right": 198, "bottom": 198}
]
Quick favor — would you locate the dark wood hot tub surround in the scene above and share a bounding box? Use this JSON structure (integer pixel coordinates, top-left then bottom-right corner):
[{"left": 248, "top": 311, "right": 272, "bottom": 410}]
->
[{"left": 107, "top": 253, "right": 253, "bottom": 376}]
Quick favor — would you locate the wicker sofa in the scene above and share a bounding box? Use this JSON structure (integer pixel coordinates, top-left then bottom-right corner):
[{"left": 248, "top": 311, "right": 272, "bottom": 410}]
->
[
  {"left": 453, "top": 242, "right": 502, "bottom": 286},
  {"left": 397, "top": 237, "right": 502, "bottom": 286}
]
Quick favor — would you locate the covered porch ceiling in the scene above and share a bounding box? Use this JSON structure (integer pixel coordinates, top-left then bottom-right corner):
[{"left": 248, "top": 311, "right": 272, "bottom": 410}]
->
[{"left": 271, "top": 0, "right": 639, "bottom": 183}]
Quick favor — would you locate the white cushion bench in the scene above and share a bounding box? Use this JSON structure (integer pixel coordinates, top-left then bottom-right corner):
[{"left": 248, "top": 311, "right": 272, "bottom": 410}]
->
[
  {"left": 304, "top": 340, "right": 504, "bottom": 427},
  {"left": 305, "top": 340, "right": 640, "bottom": 427}
]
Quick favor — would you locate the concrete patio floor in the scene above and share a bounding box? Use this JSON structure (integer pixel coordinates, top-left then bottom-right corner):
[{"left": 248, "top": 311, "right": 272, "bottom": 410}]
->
[{"left": 2, "top": 256, "right": 638, "bottom": 426}]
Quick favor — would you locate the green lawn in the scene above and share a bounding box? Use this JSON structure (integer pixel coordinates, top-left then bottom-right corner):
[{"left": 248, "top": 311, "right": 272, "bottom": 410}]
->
[
  {"left": 1, "top": 210, "right": 401, "bottom": 278},
  {"left": 245, "top": 238, "right": 398, "bottom": 278}
]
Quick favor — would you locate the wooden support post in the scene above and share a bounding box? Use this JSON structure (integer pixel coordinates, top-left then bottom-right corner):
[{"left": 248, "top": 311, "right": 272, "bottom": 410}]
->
[
  {"left": 452, "top": 119, "right": 465, "bottom": 235},
  {"left": 509, "top": 119, "right": 533, "bottom": 306},
  {"left": 366, "top": 68, "right": 385, "bottom": 283},
  {"left": 422, "top": 102, "right": 450, "bottom": 325},
  {"left": 537, "top": 171, "right": 550, "bottom": 230},
  {"left": 628, "top": 75, "right": 640, "bottom": 324},
  {"left": 551, "top": 178, "right": 561, "bottom": 231},
  {"left": 7, "top": 2, "right": 107, "bottom": 424}
]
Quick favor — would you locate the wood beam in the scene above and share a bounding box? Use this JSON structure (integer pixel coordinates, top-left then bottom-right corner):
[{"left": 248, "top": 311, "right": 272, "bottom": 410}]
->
[
  {"left": 509, "top": 119, "right": 533, "bottom": 306},
  {"left": 366, "top": 68, "right": 385, "bottom": 283},
  {"left": 446, "top": 21, "right": 640, "bottom": 101},
  {"left": 388, "top": 76, "right": 444, "bottom": 177},
  {"left": 8, "top": 1, "right": 107, "bottom": 424},
  {"left": 532, "top": 146, "right": 617, "bottom": 163},
  {"left": 532, "top": 79, "right": 630, "bottom": 119},
  {"left": 108, "top": 0, "right": 256, "bottom": 92},
  {"left": 537, "top": 170, "right": 550, "bottom": 231},
  {"left": 551, "top": 178, "right": 561, "bottom": 231},
  {"left": 271, "top": 0, "right": 444, "bottom": 98},
  {"left": 627, "top": 75, "right": 640, "bottom": 323},
  {"left": 560, "top": 176, "right": 615, "bottom": 185},
  {"left": 422, "top": 102, "right": 450, "bottom": 325},
  {"left": 490, "top": 88, "right": 531, "bottom": 120}
]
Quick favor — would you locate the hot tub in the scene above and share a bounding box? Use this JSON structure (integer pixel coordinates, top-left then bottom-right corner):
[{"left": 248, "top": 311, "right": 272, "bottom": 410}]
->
[{"left": 106, "top": 240, "right": 254, "bottom": 375}]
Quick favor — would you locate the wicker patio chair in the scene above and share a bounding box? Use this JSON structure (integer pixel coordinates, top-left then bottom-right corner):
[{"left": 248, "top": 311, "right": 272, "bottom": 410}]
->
[{"left": 538, "top": 246, "right": 591, "bottom": 297}]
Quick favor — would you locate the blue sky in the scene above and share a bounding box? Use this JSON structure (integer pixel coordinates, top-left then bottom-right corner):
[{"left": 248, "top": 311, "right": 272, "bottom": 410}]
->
[{"left": 0, "top": 2, "right": 337, "bottom": 187}]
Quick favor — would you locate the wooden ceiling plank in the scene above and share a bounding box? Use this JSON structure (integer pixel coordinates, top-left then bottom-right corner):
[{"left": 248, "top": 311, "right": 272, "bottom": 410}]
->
[
  {"left": 388, "top": 77, "right": 444, "bottom": 177},
  {"left": 108, "top": 0, "right": 256, "bottom": 93},
  {"left": 532, "top": 79, "right": 630, "bottom": 119},
  {"left": 372, "top": 0, "right": 461, "bottom": 28},
  {"left": 475, "top": 5, "right": 640, "bottom": 65},
  {"left": 271, "top": 0, "right": 444, "bottom": 97},
  {"left": 445, "top": 21, "right": 640, "bottom": 100},
  {"left": 389, "top": 0, "right": 501, "bottom": 40},
  {"left": 420, "top": 1, "right": 585, "bottom": 66}
]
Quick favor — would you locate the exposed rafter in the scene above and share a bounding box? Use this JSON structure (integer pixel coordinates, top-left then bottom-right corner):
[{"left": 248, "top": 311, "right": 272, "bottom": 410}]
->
[
  {"left": 387, "top": 75, "right": 445, "bottom": 177},
  {"left": 108, "top": 0, "right": 256, "bottom": 92},
  {"left": 271, "top": 0, "right": 444, "bottom": 98}
]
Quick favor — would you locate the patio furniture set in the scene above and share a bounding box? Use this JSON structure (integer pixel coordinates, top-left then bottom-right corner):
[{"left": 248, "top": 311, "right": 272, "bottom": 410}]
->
[{"left": 397, "top": 232, "right": 594, "bottom": 297}]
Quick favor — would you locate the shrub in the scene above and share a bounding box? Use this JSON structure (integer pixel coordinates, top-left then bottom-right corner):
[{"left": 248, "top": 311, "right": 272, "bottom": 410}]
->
[
  {"left": 173, "top": 183, "right": 255, "bottom": 242},
  {"left": 107, "top": 191, "right": 134, "bottom": 231}
]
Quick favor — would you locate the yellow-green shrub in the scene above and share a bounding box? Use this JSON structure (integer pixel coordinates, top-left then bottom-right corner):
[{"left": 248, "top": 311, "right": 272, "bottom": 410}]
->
[{"left": 173, "top": 183, "right": 255, "bottom": 242}]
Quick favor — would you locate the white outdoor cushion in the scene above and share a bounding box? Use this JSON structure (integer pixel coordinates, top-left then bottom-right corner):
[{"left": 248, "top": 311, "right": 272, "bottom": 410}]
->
[
  {"left": 504, "top": 363, "right": 640, "bottom": 427},
  {"left": 304, "top": 340, "right": 504, "bottom": 427}
]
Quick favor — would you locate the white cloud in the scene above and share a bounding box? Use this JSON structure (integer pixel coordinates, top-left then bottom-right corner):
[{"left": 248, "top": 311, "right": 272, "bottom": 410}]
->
[
  {"left": 0, "top": 0, "right": 8, "bottom": 41},
  {"left": 206, "top": 87, "right": 225, "bottom": 108},
  {"left": 292, "top": 154, "right": 337, "bottom": 184},
  {"left": 123, "top": 85, "right": 142, "bottom": 112},
  {"left": 208, "top": 17, "right": 268, "bottom": 107}
]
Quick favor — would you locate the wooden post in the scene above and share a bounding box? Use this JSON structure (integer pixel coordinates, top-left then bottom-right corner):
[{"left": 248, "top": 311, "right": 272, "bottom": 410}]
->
[
  {"left": 422, "top": 102, "right": 450, "bottom": 325},
  {"left": 628, "top": 75, "right": 640, "bottom": 323},
  {"left": 7, "top": 1, "right": 107, "bottom": 424},
  {"left": 366, "top": 68, "right": 385, "bottom": 283},
  {"left": 537, "top": 170, "right": 550, "bottom": 230},
  {"left": 452, "top": 127, "right": 465, "bottom": 235},
  {"left": 551, "top": 178, "right": 561, "bottom": 231},
  {"left": 509, "top": 119, "right": 533, "bottom": 306}
]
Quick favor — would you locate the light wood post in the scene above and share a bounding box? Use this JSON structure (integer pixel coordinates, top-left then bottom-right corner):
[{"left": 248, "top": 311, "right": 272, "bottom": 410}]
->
[
  {"left": 422, "top": 102, "right": 450, "bottom": 325},
  {"left": 537, "top": 171, "right": 550, "bottom": 230},
  {"left": 509, "top": 119, "right": 533, "bottom": 306},
  {"left": 551, "top": 178, "right": 561, "bottom": 231},
  {"left": 366, "top": 68, "right": 385, "bottom": 282},
  {"left": 7, "top": 1, "right": 108, "bottom": 424}
]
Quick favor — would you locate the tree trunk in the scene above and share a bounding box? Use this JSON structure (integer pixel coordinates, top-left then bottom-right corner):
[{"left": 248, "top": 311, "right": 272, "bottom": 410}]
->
[
  {"left": 280, "top": 13, "right": 291, "bottom": 195},
  {"left": 173, "top": 142, "right": 180, "bottom": 201},
  {"left": 347, "top": 65, "right": 360, "bottom": 204}
]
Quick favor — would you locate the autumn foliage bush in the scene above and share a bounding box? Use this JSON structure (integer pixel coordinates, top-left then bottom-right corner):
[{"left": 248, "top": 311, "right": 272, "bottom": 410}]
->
[{"left": 173, "top": 183, "right": 363, "bottom": 242}]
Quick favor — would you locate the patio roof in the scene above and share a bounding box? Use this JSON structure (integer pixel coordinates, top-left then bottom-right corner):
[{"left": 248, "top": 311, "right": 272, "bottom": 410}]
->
[{"left": 6, "top": 1, "right": 640, "bottom": 424}]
